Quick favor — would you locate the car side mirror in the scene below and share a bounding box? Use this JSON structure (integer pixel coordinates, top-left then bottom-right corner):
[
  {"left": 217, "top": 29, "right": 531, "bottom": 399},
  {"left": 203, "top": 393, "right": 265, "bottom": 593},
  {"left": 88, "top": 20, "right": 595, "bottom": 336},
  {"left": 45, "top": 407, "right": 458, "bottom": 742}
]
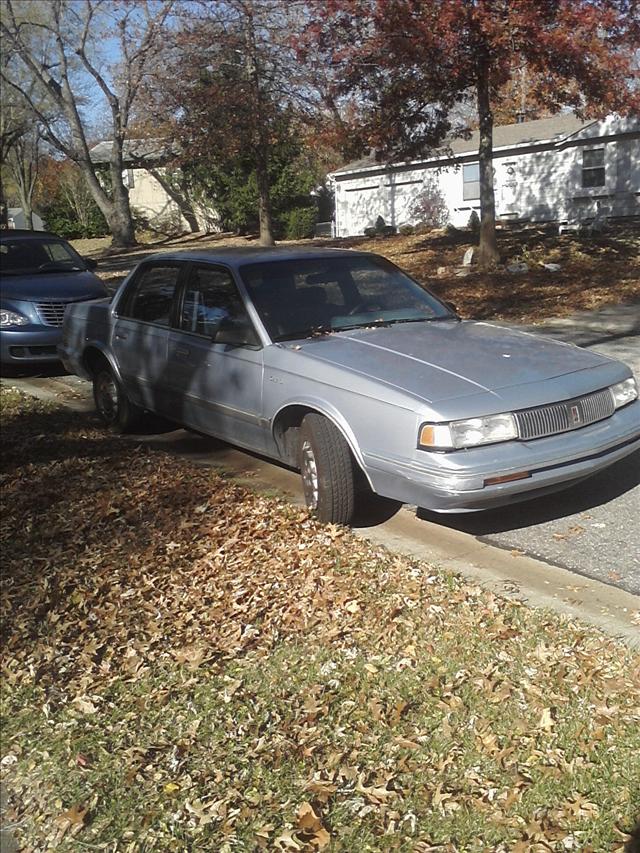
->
[
  {"left": 84, "top": 257, "right": 98, "bottom": 270},
  {"left": 215, "top": 316, "right": 259, "bottom": 347}
]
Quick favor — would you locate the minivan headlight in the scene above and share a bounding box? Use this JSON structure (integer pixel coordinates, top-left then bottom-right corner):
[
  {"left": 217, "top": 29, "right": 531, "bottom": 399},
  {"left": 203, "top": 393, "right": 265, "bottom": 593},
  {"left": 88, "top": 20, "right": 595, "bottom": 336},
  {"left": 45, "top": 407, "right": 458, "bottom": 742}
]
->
[
  {"left": 610, "top": 377, "right": 638, "bottom": 409},
  {"left": 0, "top": 310, "right": 29, "bottom": 327},
  {"left": 419, "top": 412, "right": 518, "bottom": 450}
]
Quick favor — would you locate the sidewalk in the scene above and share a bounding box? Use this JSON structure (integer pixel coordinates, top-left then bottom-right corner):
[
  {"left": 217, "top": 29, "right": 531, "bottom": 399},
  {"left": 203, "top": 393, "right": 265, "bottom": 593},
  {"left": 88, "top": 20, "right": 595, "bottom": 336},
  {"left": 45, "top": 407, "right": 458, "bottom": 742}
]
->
[{"left": 511, "top": 300, "right": 640, "bottom": 345}]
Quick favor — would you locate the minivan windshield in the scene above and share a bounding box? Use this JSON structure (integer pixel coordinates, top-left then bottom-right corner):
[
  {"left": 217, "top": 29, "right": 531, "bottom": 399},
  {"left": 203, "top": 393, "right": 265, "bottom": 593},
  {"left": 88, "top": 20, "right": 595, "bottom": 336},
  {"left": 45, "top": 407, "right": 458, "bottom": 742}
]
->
[
  {"left": 0, "top": 238, "right": 87, "bottom": 275},
  {"left": 240, "top": 255, "right": 453, "bottom": 342}
]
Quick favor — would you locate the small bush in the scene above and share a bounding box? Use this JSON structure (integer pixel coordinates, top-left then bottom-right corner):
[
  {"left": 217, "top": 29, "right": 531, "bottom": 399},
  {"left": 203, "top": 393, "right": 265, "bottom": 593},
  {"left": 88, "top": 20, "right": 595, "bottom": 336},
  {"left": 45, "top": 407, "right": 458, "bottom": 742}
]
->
[
  {"left": 364, "top": 226, "right": 377, "bottom": 238},
  {"left": 399, "top": 224, "right": 415, "bottom": 236},
  {"left": 284, "top": 206, "right": 317, "bottom": 240},
  {"left": 410, "top": 179, "right": 449, "bottom": 229},
  {"left": 467, "top": 210, "right": 481, "bottom": 233},
  {"left": 382, "top": 225, "right": 397, "bottom": 237},
  {"left": 375, "top": 215, "right": 386, "bottom": 234}
]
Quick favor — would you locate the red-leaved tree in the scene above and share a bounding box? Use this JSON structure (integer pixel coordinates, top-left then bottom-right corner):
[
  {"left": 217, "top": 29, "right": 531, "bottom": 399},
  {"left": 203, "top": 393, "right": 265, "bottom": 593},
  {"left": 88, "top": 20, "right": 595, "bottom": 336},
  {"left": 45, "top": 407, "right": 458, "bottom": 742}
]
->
[{"left": 304, "top": 0, "right": 640, "bottom": 266}]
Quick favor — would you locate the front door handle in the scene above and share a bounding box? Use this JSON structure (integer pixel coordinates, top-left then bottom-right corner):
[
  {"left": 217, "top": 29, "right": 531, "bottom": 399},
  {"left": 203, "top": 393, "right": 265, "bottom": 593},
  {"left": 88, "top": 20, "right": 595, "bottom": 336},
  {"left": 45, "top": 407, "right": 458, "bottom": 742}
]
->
[
  {"left": 114, "top": 332, "right": 128, "bottom": 340},
  {"left": 175, "top": 346, "right": 190, "bottom": 357}
]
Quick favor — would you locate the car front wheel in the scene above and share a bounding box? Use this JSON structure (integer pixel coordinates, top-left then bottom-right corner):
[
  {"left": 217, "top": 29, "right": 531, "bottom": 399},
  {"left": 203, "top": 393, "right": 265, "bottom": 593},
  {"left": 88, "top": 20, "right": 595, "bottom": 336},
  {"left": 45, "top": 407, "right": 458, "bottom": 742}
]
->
[
  {"left": 299, "top": 413, "right": 356, "bottom": 525},
  {"left": 93, "top": 364, "right": 142, "bottom": 432}
]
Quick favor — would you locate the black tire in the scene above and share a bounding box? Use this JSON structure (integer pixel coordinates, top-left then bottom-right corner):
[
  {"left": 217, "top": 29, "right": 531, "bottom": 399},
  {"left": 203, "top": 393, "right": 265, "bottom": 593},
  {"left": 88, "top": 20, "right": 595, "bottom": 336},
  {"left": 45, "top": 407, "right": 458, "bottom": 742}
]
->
[
  {"left": 93, "top": 364, "right": 142, "bottom": 433},
  {"left": 299, "top": 413, "right": 356, "bottom": 525}
]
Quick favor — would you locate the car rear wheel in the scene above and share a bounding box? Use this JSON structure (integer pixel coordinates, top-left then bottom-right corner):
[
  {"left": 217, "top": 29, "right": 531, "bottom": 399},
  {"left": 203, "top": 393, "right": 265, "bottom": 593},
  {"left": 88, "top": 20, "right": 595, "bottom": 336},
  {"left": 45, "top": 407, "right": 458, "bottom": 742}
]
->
[
  {"left": 299, "top": 413, "right": 356, "bottom": 525},
  {"left": 93, "top": 365, "right": 142, "bottom": 433}
]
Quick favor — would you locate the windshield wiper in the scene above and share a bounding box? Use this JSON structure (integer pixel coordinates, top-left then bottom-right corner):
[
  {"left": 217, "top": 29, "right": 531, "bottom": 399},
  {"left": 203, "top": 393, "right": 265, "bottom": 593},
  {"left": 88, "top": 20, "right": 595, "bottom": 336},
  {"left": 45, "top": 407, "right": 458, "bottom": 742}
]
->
[
  {"left": 334, "top": 316, "right": 453, "bottom": 332},
  {"left": 274, "top": 325, "right": 334, "bottom": 342},
  {"left": 392, "top": 315, "right": 458, "bottom": 324}
]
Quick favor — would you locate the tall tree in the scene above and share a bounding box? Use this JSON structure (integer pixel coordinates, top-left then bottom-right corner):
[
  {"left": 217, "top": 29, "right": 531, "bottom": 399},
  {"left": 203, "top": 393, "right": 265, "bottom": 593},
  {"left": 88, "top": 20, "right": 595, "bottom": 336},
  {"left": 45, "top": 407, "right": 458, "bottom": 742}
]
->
[
  {"left": 305, "top": 0, "right": 640, "bottom": 267},
  {"left": 140, "top": 0, "right": 343, "bottom": 246},
  {"left": 0, "top": 39, "right": 36, "bottom": 227},
  {"left": 1, "top": 0, "right": 171, "bottom": 247},
  {"left": 166, "top": 1, "right": 294, "bottom": 246},
  {"left": 5, "top": 126, "right": 43, "bottom": 229}
]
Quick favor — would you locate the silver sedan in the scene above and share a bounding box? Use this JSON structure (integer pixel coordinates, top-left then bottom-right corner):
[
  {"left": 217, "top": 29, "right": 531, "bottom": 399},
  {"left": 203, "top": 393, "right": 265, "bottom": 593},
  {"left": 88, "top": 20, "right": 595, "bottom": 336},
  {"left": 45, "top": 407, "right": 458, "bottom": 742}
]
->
[{"left": 60, "top": 247, "right": 640, "bottom": 525}]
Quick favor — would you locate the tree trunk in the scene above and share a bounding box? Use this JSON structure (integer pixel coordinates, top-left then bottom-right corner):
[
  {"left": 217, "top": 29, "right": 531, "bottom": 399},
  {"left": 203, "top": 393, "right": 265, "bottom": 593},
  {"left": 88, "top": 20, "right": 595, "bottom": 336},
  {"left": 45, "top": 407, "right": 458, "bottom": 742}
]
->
[
  {"left": 24, "top": 202, "right": 34, "bottom": 229},
  {"left": 476, "top": 59, "right": 499, "bottom": 268},
  {"left": 109, "top": 158, "right": 136, "bottom": 247},
  {"left": 0, "top": 188, "right": 8, "bottom": 228},
  {"left": 244, "top": 4, "right": 275, "bottom": 248},
  {"left": 74, "top": 157, "right": 135, "bottom": 247},
  {"left": 255, "top": 149, "right": 275, "bottom": 246}
]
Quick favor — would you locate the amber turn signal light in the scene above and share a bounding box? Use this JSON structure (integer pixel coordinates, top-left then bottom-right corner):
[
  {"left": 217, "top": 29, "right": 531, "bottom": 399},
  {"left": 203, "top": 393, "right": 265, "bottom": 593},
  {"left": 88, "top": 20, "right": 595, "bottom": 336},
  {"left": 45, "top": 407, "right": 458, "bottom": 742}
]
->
[{"left": 484, "top": 471, "right": 530, "bottom": 487}]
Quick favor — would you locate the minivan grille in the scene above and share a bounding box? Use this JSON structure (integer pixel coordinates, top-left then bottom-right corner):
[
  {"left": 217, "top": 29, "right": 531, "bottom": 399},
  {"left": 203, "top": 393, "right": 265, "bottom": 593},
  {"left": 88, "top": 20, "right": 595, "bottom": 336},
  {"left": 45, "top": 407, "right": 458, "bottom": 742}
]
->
[
  {"left": 36, "top": 302, "right": 67, "bottom": 327},
  {"left": 515, "top": 388, "right": 615, "bottom": 440}
]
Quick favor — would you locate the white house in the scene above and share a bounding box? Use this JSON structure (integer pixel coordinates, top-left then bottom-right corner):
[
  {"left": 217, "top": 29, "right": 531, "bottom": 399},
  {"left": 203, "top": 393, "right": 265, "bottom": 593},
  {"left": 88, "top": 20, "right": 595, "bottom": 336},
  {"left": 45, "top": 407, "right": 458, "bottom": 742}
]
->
[{"left": 329, "top": 114, "right": 640, "bottom": 237}]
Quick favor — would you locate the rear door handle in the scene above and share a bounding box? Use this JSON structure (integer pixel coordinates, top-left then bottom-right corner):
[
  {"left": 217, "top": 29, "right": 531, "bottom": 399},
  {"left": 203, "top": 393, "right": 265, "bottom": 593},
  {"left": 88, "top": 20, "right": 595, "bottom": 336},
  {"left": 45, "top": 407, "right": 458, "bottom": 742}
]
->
[
  {"left": 114, "top": 332, "right": 128, "bottom": 340},
  {"left": 175, "top": 346, "right": 190, "bottom": 357}
]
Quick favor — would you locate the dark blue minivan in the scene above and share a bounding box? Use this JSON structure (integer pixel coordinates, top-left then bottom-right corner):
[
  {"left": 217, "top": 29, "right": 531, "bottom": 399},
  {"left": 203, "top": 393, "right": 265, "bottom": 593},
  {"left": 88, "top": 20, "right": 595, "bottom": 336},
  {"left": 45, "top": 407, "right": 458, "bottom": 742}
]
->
[{"left": 1, "top": 230, "right": 107, "bottom": 367}]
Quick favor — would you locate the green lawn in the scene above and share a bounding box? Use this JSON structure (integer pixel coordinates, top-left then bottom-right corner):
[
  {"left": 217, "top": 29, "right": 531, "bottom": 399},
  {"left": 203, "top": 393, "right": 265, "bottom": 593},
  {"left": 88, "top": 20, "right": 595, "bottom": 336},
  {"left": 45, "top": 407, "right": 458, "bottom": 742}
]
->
[{"left": 1, "top": 388, "right": 639, "bottom": 851}]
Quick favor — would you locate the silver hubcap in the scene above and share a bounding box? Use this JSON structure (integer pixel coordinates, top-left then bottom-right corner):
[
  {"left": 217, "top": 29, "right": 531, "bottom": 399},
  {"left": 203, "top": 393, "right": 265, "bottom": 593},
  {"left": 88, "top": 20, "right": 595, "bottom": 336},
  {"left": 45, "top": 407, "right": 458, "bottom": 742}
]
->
[
  {"left": 301, "top": 439, "right": 319, "bottom": 511},
  {"left": 96, "top": 373, "right": 118, "bottom": 422}
]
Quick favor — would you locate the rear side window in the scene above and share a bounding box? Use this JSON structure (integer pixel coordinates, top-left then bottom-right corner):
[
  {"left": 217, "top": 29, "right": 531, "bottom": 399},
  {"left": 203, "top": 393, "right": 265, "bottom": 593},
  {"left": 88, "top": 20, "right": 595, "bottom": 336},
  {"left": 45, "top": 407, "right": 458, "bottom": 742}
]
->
[{"left": 122, "top": 265, "right": 181, "bottom": 326}]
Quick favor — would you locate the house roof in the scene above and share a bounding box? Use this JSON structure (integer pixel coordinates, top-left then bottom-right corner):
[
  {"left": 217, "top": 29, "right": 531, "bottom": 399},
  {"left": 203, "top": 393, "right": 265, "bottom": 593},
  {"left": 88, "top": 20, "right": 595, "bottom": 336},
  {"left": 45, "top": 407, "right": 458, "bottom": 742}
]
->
[
  {"left": 333, "top": 113, "right": 595, "bottom": 176},
  {"left": 89, "top": 139, "right": 178, "bottom": 164}
]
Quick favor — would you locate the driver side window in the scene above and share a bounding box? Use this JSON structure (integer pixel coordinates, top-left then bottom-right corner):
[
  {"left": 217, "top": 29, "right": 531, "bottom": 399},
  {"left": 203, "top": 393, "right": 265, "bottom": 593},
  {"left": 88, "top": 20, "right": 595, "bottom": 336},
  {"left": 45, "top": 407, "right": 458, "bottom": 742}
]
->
[{"left": 180, "top": 266, "right": 255, "bottom": 343}]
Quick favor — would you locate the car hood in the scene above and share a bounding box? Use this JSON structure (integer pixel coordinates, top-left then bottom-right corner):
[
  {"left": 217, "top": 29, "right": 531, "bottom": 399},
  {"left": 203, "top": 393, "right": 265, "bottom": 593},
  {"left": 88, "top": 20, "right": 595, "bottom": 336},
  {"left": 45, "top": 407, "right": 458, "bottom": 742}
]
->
[
  {"left": 0, "top": 270, "right": 107, "bottom": 302},
  {"left": 291, "top": 320, "right": 613, "bottom": 403}
]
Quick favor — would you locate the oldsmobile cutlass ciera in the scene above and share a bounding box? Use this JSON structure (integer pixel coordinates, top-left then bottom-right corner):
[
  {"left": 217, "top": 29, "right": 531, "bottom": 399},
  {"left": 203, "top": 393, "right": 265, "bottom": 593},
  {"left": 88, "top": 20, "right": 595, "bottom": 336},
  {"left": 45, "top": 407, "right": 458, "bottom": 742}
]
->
[{"left": 59, "top": 247, "right": 640, "bottom": 525}]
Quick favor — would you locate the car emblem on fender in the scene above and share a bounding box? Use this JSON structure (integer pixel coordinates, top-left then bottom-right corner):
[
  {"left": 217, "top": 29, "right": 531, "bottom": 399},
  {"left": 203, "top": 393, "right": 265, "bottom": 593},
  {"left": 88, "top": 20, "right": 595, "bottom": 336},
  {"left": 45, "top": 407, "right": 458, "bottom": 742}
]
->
[{"left": 570, "top": 404, "right": 582, "bottom": 425}]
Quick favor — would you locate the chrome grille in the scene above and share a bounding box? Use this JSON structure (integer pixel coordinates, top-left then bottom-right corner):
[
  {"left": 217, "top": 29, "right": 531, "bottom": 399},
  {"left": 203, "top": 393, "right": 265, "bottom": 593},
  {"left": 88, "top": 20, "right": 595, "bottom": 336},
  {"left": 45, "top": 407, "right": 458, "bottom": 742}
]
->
[
  {"left": 515, "top": 389, "right": 615, "bottom": 440},
  {"left": 36, "top": 302, "right": 67, "bottom": 327}
]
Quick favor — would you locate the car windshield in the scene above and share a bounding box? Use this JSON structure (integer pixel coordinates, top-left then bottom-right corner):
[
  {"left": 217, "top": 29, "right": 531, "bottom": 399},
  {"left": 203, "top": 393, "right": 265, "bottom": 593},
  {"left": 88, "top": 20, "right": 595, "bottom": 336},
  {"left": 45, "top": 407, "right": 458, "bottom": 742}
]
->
[
  {"left": 0, "top": 238, "right": 87, "bottom": 274},
  {"left": 240, "top": 255, "right": 453, "bottom": 342}
]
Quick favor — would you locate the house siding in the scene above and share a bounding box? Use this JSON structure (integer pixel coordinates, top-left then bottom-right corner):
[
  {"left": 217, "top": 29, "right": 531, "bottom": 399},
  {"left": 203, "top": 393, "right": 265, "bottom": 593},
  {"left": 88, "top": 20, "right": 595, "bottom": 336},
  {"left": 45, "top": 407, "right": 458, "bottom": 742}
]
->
[
  {"left": 127, "top": 168, "right": 217, "bottom": 234},
  {"left": 331, "top": 116, "right": 640, "bottom": 236}
]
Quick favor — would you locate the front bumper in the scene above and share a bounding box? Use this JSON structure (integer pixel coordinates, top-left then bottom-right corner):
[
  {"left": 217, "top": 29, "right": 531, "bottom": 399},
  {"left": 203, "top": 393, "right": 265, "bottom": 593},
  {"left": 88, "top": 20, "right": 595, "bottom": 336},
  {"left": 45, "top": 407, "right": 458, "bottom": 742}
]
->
[
  {"left": 363, "top": 399, "right": 640, "bottom": 512},
  {"left": 1, "top": 327, "right": 63, "bottom": 364}
]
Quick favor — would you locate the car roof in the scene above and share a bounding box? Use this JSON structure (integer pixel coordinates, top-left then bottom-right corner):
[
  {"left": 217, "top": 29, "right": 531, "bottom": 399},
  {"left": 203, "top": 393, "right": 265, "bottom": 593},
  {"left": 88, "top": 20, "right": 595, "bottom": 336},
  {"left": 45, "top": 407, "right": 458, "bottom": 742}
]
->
[
  {"left": 143, "top": 245, "right": 373, "bottom": 268},
  {"left": 0, "top": 229, "right": 62, "bottom": 240}
]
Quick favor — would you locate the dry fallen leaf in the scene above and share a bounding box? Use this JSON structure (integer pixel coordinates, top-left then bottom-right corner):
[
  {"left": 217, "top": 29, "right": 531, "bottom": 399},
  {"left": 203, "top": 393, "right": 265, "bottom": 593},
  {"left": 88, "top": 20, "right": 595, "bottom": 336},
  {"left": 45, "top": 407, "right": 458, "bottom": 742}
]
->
[{"left": 55, "top": 804, "right": 88, "bottom": 828}]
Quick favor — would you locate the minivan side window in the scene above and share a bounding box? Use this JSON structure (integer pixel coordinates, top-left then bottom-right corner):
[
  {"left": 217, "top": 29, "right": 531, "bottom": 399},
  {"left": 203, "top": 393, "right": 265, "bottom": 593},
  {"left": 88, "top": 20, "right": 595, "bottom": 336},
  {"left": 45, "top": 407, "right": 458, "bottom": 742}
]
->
[{"left": 123, "top": 265, "right": 181, "bottom": 326}]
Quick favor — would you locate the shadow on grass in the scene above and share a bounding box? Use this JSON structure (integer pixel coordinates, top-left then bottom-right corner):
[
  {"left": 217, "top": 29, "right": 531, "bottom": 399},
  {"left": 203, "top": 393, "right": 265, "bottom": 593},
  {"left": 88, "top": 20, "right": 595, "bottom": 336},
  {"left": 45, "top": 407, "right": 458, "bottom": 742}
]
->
[{"left": 625, "top": 820, "right": 640, "bottom": 853}]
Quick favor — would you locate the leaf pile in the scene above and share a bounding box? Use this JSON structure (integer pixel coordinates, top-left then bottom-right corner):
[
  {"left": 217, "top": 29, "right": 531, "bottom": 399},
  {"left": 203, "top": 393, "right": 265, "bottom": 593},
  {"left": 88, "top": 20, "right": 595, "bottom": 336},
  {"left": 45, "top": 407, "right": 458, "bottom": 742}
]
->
[{"left": 1, "top": 388, "right": 639, "bottom": 851}]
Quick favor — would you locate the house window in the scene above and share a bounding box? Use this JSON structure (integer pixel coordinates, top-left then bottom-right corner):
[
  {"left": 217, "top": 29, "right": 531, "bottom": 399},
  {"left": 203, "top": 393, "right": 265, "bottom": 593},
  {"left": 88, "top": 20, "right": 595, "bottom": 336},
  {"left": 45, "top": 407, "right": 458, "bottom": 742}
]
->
[
  {"left": 463, "top": 163, "right": 480, "bottom": 200},
  {"left": 582, "top": 149, "right": 605, "bottom": 188}
]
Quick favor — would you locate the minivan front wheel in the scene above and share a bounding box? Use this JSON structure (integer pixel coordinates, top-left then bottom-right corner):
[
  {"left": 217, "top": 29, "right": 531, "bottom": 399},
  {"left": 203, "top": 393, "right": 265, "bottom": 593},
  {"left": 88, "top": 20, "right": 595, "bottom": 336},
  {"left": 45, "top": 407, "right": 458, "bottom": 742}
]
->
[
  {"left": 93, "top": 364, "right": 142, "bottom": 433},
  {"left": 299, "top": 413, "right": 356, "bottom": 525}
]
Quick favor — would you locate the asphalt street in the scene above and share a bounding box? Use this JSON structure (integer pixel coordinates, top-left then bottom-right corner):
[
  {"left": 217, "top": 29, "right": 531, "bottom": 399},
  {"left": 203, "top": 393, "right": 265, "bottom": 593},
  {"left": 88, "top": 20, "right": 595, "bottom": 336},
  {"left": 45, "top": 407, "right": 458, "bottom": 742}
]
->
[{"left": 3, "top": 303, "right": 639, "bottom": 596}]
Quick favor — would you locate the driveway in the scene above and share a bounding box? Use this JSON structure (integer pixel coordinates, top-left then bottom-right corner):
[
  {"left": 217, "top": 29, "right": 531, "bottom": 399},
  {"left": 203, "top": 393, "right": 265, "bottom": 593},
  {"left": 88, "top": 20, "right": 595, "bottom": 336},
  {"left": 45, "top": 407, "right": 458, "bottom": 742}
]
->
[{"left": 2, "top": 303, "right": 639, "bottom": 598}]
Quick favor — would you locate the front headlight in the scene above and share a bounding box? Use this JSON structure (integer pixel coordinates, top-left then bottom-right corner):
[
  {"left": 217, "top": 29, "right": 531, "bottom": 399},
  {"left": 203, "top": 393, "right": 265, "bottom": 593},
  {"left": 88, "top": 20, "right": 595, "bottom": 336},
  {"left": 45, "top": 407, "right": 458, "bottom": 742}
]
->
[
  {"left": 419, "top": 412, "right": 518, "bottom": 450},
  {"left": 610, "top": 377, "right": 638, "bottom": 409},
  {"left": 0, "top": 310, "right": 29, "bottom": 327}
]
